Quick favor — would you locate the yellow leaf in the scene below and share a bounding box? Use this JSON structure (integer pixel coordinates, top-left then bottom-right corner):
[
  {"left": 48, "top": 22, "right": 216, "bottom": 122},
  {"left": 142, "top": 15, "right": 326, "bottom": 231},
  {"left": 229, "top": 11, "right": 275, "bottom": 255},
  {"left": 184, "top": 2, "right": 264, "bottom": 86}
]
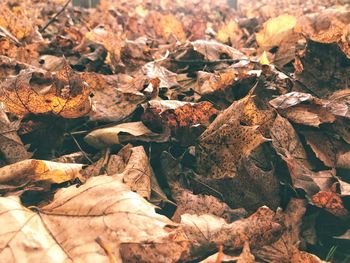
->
[
  {"left": 259, "top": 51, "right": 270, "bottom": 65},
  {"left": 256, "top": 14, "right": 297, "bottom": 50},
  {"left": 0, "top": 159, "right": 83, "bottom": 186},
  {"left": 216, "top": 19, "right": 241, "bottom": 44}
]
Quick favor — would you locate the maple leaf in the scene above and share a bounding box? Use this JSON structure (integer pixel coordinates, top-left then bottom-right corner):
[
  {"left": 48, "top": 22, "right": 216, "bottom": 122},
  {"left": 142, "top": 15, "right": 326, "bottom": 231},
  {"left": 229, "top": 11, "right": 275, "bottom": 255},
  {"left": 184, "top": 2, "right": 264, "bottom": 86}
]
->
[
  {"left": 0, "top": 62, "right": 92, "bottom": 118},
  {"left": 196, "top": 94, "right": 269, "bottom": 179}
]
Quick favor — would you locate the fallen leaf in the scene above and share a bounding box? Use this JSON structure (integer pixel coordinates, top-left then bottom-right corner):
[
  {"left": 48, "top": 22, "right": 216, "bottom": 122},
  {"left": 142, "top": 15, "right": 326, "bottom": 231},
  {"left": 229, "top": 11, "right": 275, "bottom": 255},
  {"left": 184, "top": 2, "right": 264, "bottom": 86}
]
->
[
  {"left": 145, "top": 11, "right": 186, "bottom": 42},
  {"left": 84, "top": 121, "right": 169, "bottom": 149},
  {"left": 0, "top": 159, "right": 83, "bottom": 188},
  {"left": 270, "top": 115, "right": 309, "bottom": 167},
  {"left": 0, "top": 106, "right": 31, "bottom": 164},
  {"left": 192, "top": 40, "right": 248, "bottom": 61},
  {"left": 269, "top": 92, "right": 337, "bottom": 126},
  {"left": 216, "top": 19, "right": 243, "bottom": 45},
  {"left": 0, "top": 173, "right": 283, "bottom": 262},
  {"left": 296, "top": 9, "right": 350, "bottom": 57},
  {"left": 82, "top": 72, "right": 145, "bottom": 122},
  {"left": 254, "top": 199, "right": 325, "bottom": 263},
  {"left": 0, "top": 63, "right": 92, "bottom": 118},
  {"left": 311, "top": 191, "right": 348, "bottom": 217},
  {"left": 121, "top": 146, "right": 152, "bottom": 199},
  {"left": 256, "top": 14, "right": 297, "bottom": 50},
  {"left": 142, "top": 100, "right": 218, "bottom": 145},
  {"left": 196, "top": 94, "right": 268, "bottom": 179}
]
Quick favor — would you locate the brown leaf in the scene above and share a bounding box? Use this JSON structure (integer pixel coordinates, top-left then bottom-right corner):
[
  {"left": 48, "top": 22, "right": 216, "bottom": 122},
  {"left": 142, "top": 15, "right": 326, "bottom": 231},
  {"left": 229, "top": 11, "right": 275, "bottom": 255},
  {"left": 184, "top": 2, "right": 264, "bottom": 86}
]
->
[
  {"left": 0, "top": 159, "right": 83, "bottom": 189},
  {"left": 195, "top": 156, "right": 280, "bottom": 212},
  {"left": 121, "top": 146, "right": 152, "bottom": 199},
  {"left": 270, "top": 92, "right": 337, "bottom": 126},
  {"left": 82, "top": 72, "right": 145, "bottom": 122},
  {"left": 270, "top": 115, "right": 309, "bottom": 167},
  {"left": 145, "top": 11, "right": 186, "bottom": 42},
  {"left": 0, "top": 107, "right": 31, "bottom": 164},
  {"left": 84, "top": 121, "right": 169, "bottom": 149},
  {"left": 254, "top": 199, "right": 324, "bottom": 263},
  {"left": 196, "top": 95, "right": 268, "bottom": 179},
  {"left": 296, "top": 9, "right": 350, "bottom": 57},
  {"left": 311, "top": 191, "right": 349, "bottom": 217},
  {"left": 0, "top": 173, "right": 284, "bottom": 262},
  {"left": 142, "top": 100, "right": 218, "bottom": 145},
  {"left": 283, "top": 157, "right": 336, "bottom": 196},
  {"left": 0, "top": 63, "right": 92, "bottom": 118},
  {"left": 192, "top": 40, "right": 248, "bottom": 61},
  {"left": 0, "top": 5, "right": 41, "bottom": 42}
]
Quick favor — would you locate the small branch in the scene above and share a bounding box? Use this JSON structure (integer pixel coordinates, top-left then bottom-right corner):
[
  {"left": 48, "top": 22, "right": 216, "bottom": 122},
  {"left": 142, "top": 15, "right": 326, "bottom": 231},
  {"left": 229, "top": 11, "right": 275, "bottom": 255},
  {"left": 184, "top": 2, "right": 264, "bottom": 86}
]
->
[
  {"left": 40, "top": 0, "right": 72, "bottom": 33},
  {"left": 170, "top": 58, "right": 241, "bottom": 65}
]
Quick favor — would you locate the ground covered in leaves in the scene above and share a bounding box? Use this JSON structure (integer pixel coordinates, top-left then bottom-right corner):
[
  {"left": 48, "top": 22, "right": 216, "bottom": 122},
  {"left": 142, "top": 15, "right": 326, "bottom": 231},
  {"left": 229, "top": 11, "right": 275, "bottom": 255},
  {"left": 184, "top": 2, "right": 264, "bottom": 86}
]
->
[{"left": 0, "top": 0, "right": 349, "bottom": 262}]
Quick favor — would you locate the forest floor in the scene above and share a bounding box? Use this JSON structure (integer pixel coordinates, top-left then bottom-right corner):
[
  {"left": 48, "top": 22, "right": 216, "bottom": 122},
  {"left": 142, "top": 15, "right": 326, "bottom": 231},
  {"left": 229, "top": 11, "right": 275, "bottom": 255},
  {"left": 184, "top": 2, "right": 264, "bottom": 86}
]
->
[{"left": 0, "top": 0, "right": 349, "bottom": 262}]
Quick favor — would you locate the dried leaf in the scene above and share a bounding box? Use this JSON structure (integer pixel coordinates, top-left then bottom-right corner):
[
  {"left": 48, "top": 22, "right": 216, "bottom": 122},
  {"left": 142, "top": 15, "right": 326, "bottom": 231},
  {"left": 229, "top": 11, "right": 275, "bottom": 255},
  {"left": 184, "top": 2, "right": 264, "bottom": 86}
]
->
[
  {"left": 121, "top": 146, "right": 152, "bottom": 199},
  {"left": 84, "top": 121, "right": 169, "bottom": 149},
  {"left": 311, "top": 191, "right": 349, "bottom": 217},
  {"left": 82, "top": 72, "right": 145, "bottom": 122},
  {"left": 0, "top": 159, "right": 83, "bottom": 187},
  {"left": 0, "top": 63, "right": 92, "bottom": 118},
  {"left": 0, "top": 106, "right": 31, "bottom": 164},
  {"left": 254, "top": 199, "right": 324, "bottom": 263},
  {"left": 196, "top": 95, "right": 268, "bottom": 179},
  {"left": 296, "top": 9, "right": 350, "bottom": 57},
  {"left": 216, "top": 19, "right": 243, "bottom": 45},
  {"left": 270, "top": 115, "right": 309, "bottom": 166},
  {"left": 146, "top": 11, "right": 186, "bottom": 42},
  {"left": 256, "top": 14, "right": 298, "bottom": 50},
  {"left": 192, "top": 40, "right": 248, "bottom": 61},
  {"left": 142, "top": 100, "right": 218, "bottom": 145},
  {"left": 270, "top": 92, "right": 338, "bottom": 126}
]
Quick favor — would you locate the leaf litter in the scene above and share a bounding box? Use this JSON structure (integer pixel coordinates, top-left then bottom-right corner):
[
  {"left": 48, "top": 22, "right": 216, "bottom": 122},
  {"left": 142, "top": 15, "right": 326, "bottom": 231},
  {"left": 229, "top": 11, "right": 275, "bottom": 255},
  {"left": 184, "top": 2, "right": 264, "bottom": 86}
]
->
[{"left": 0, "top": 0, "right": 349, "bottom": 262}]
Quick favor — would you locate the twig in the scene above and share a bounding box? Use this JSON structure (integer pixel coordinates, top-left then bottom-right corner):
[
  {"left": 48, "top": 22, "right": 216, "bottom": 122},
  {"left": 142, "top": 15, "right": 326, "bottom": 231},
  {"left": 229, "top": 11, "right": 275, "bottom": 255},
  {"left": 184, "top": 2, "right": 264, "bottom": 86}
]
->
[
  {"left": 70, "top": 133, "right": 94, "bottom": 164},
  {"left": 170, "top": 58, "right": 244, "bottom": 65},
  {"left": 40, "top": 0, "right": 72, "bottom": 33},
  {"left": 95, "top": 237, "right": 118, "bottom": 263}
]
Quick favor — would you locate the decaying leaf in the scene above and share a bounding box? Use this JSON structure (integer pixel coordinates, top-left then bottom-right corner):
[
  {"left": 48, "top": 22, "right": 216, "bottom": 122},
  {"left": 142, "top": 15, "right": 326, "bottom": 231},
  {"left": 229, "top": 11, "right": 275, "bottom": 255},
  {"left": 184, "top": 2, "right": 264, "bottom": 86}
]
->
[
  {"left": 216, "top": 19, "right": 243, "bottom": 45},
  {"left": 270, "top": 114, "right": 309, "bottom": 166},
  {"left": 0, "top": 63, "right": 92, "bottom": 118},
  {"left": 296, "top": 9, "right": 350, "bottom": 57},
  {"left": 121, "top": 146, "right": 152, "bottom": 199},
  {"left": 311, "top": 191, "right": 349, "bottom": 217},
  {"left": 196, "top": 94, "right": 268, "bottom": 179},
  {"left": 254, "top": 199, "right": 325, "bottom": 263},
  {"left": 0, "top": 5, "right": 41, "bottom": 42},
  {"left": 82, "top": 72, "right": 145, "bottom": 122},
  {"left": 141, "top": 100, "right": 218, "bottom": 145},
  {"left": 145, "top": 11, "right": 186, "bottom": 42},
  {"left": 0, "top": 106, "right": 31, "bottom": 164}
]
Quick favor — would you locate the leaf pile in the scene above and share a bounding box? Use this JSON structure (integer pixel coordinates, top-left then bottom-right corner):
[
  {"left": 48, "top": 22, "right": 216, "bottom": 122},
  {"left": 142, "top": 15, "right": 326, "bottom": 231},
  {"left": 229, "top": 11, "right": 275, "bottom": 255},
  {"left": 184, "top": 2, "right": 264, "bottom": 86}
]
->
[{"left": 0, "top": 0, "right": 349, "bottom": 262}]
